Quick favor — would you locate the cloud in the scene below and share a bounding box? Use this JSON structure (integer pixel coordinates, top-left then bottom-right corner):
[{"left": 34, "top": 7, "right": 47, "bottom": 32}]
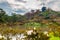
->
[
  {"left": 0, "top": 2, "right": 13, "bottom": 15},
  {"left": 0, "top": 0, "right": 60, "bottom": 15},
  {"left": 6, "top": 0, "right": 42, "bottom": 10},
  {"left": 47, "top": 0, "right": 60, "bottom": 11},
  {"left": 51, "top": 3, "right": 60, "bottom": 11},
  {"left": 6, "top": 0, "right": 43, "bottom": 15},
  {"left": 0, "top": 0, "right": 6, "bottom": 3},
  {"left": 6, "top": 0, "right": 25, "bottom": 8},
  {"left": 6, "top": 0, "right": 60, "bottom": 11}
]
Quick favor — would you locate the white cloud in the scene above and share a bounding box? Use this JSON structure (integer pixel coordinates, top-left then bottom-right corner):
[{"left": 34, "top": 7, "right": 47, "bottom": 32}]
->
[
  {"left": 6, "top": 0, "right": 60, "bottom": 11},
  {"left": 6, "top": 0, "right": 42, "bottom": 10},
  {"left": 0, "top": 0, "right": 60, "bottom": 15},
  {"left": 47, "top": 1, "right": 60, "bottom": 11},
  {"left": 6, "top": 0, "right": 25, "bottom": 9},
  {"left": 0, "top": 0, "right": 6, "bottom": 3}
]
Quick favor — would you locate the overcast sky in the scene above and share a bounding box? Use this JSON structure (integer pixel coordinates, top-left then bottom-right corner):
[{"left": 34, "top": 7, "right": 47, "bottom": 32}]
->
[{"left": 0, "top": 0, "right": 60, "bottom": 15}]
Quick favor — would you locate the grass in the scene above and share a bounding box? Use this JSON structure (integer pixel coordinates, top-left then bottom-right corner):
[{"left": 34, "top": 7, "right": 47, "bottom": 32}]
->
[
  {"left": 0, "top": 24, "right": 60, "bottom": 40},
  {"left": 49, "top": 36, "right": 60, "bottom": 40}
]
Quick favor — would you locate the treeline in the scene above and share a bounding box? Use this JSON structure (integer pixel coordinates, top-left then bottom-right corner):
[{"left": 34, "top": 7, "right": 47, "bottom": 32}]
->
[
  {"left": 0, "top": 8, "right": 60, "bottom": 26},
  {"left": 0, "top": 8, "right": 27, "bottom": 24}
]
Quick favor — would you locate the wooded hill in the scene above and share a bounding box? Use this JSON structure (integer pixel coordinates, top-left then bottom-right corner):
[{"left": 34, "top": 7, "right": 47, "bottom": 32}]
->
[{"left": 0, "top": 8, "right": 60, "bottom": 27}]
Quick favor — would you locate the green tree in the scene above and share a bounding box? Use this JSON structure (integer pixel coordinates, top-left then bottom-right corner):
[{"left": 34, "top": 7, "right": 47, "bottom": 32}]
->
[{"left": 0, "top": 8, "right": 6, "bottom": 23}]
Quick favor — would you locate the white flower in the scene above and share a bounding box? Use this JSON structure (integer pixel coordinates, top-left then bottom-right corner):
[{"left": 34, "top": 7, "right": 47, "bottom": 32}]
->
[
  {"left": 0, "top": 34, "right": 2, "bottom": 39},
  {"left": 46, "top": 34, "right": 49, "bottom": 37},
  {"left": 0, "top": 34, "right": 7, "bottom": 40},
  {"left": 43, "top": 31, "right": 49, "bottom": 37},
  {"left": 26, "top": 30, "right": 33, "bottom": 35},
  {"left": 11, "top": 36, "right": 16, "bottom": 40},
  {"left": 20, "top": 34, "right": 26, "bottom": 39},
  {"left": 34, "top": 27, "right": 36, "bottom": 30},
  {"left": 43, "top": 31, "right": 48, "bottom": 35}
]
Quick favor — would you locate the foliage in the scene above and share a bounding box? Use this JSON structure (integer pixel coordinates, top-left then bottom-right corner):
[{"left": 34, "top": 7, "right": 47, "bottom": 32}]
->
[
  {"left": 49, "top": 31, "right": 60, "bottom": 40},
  {"left": 0, "top": 8, "right": 60, "bottom": 26},
  {"left": 24, "top": 22, "right": 41, "bottom": 27}
]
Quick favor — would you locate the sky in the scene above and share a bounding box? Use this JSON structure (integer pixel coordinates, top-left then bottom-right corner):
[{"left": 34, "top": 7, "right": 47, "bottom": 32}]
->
[{"left": 0, "top": 0, "right": 60, "bottom": 15}]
